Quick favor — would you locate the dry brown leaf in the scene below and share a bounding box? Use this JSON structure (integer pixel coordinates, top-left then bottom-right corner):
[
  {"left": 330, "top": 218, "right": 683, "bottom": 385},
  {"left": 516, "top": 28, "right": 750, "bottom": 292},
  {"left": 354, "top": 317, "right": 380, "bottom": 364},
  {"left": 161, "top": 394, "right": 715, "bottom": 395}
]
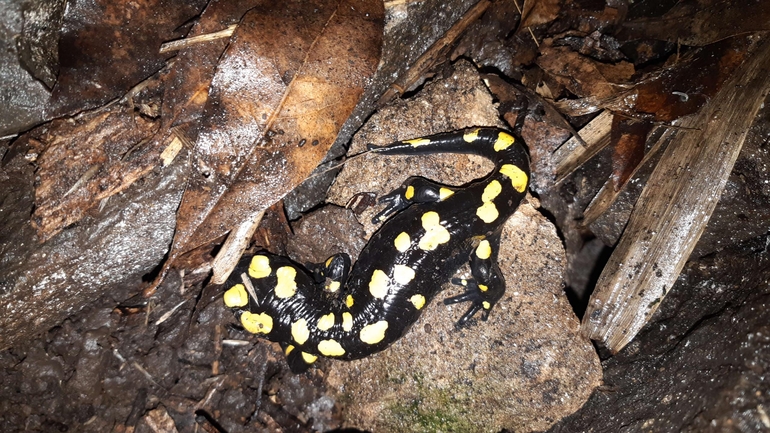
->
[
  {"left": 47, "top": 0, "right": 208, "bottom": 117},
  {"left": 152, "top": 0, "right": 384, "bottom": 290},
  {"left": 537, "top": 46, "right": 635, "bottom": 101}
]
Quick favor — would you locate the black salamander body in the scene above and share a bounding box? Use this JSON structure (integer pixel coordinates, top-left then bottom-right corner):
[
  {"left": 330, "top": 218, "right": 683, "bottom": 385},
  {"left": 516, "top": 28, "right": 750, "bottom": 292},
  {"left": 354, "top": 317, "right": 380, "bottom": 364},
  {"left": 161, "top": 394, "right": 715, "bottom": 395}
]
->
[{"left": 224, "top": 128, "right": 530, "bottom": 373}]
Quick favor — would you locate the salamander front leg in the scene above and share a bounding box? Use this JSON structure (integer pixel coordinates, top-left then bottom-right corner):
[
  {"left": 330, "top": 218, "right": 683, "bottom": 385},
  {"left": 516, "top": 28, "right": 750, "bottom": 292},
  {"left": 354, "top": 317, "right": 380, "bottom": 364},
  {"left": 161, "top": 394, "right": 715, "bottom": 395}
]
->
[
  {"left": 444, "top": 234, "right": 506, "bottom": 326},
  {"left": 372, "top": 176, "right": 456, "bottom": 224}
]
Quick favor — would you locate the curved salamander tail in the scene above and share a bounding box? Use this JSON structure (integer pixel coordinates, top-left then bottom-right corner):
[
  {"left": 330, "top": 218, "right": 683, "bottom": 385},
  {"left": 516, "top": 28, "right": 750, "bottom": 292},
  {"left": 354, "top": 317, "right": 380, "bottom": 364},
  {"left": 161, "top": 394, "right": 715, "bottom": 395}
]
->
[{"left": 367, "top": 127, "right": 529, "bottom": 172}]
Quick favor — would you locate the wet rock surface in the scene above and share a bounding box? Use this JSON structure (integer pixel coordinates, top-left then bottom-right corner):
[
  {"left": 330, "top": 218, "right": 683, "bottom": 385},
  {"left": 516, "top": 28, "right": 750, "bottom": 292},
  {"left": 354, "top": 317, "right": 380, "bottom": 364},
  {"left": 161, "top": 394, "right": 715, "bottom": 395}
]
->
[{"left": 0, "top": 147, "right": 186, "bottom": 350}]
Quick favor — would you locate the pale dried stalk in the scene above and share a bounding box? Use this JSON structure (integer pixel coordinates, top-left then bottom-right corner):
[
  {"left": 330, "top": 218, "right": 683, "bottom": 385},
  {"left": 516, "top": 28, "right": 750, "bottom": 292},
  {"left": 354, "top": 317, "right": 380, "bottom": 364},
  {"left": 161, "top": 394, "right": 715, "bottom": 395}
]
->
[
  {"left": 581, "top": 36, "right": 770, "bottom": 353},
  {"left": 553, "top": 110, "right": 613, "bottom": 184},
  {"left": 159, "top": 24, "right": 237, "bottom": 54}
]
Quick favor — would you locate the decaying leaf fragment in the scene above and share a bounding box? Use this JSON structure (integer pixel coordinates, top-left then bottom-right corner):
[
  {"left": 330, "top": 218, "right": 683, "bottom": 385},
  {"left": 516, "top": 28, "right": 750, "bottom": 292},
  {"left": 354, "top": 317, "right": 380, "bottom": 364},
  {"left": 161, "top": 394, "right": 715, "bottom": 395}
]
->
[
  {"left": 154, "top": 0, "right": 383, "bottom": 289},
  {"left": 29, "top": 102, "right": 160, "bottom": 242},
  {"left": 581, "top": 36, "right": 770, "bottom": 353}
]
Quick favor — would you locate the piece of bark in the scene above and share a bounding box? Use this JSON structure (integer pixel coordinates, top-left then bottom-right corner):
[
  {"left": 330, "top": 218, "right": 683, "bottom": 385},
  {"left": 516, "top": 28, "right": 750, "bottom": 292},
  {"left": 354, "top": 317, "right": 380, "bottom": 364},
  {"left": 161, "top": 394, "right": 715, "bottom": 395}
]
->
[{"left": 581, "top": 36, "right": 770, "bottom": 353}]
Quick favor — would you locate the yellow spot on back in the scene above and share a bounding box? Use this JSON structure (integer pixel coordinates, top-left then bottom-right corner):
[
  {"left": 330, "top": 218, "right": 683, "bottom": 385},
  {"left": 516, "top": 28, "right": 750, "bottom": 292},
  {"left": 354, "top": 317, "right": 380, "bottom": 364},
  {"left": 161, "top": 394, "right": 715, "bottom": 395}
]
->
[
  {"left": 393, "top": 265, "right": 416, "bottom": 285},
  {"left": 419, "top": 211, "right": 451, "bottom": 251},
  {"left": 463, "top": 129, "right": 480, "bottom": 142},
  {"left": 342, "top": 312, "right": 353, "bottom": 331},
  {"left": 285, "top": 345, "right": 295, "bottom": 355},
  {"left": 481, "top": 180, "right": 502, "bottom": 202},
  {"left": 317, "top": 313, "right": 335, "bottom": 331},
  {"left": 318, "top": 339, "right": 346, "bottom": 356},
  {"left": 405, "top": 185, "right": 415, "bottom": 200},
  {"left": 410, "top": 294, "right": 426, "bottom": 309},
  {"left": 248, "top": 255, "right": 271, "bottom": 279},
  {"left": 439, "top": 188, "right": 454, "bottom": 200},
  {"left": 476, "top": 201, "right": 499, "bottom": 223},
  {"left": 360, "top": 320, "right": 389, "bottom": 345},
  {"left": 241, "top": 312, "right": 273, "bottom": 335},
  {"left": 275, "top": 266, "right": 297, "bottom": 298},
  {"left": 476, "top": 240, "right": 492, "bottom": 260},
  {"left": 405, "top": 138, "right": 431, "bottom": 147},
  {"left": 302, "top": 352, "right": 317, "bottom": 363},
  {"left": 479, "top": 284, "right": 489, "bottom": 292},
  {"left": 325, "top": 256, "right": 333, "bottom": 267},
  {"left": 369, "top": 269, "right": 389, "bottom": 299},
  {"left": 483, "top": 301, "right": 491, "bottom": 310},
  {"left": 494, "top": 132, "right": 515, "bottom": 151},
  {"left": 224, "top": 284, "right": 248, "bottom": 308},
  {"left": 291, "top": 318, "right": 310, "bottom": 345},
  {"left": 394, "top": 232, "right": 411, "bottom": 252},
  {"left": 345, "top": 295, "right": 354, "bottom": 308},
  {"left": 500, "top": 164, "right": 528, "bottom": 193},
  {"left": 327, "top": 281, "right": 340, "bottom": 293}
]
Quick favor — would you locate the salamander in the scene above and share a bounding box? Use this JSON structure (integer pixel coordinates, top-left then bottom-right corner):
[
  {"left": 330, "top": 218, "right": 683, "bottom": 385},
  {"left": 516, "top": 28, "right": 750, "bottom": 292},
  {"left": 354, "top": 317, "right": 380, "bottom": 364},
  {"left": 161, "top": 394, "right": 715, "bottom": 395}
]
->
[{"left": 223, "top": 127, "right": 530, "bottom": 373}]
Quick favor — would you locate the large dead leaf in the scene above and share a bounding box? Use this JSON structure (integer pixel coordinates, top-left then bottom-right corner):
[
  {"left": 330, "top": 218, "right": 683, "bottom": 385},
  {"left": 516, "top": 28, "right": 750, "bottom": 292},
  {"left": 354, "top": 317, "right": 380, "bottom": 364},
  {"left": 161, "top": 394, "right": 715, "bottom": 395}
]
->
[
  {"left": 159, "top": 0, "right": 260, "bottom": 141},
  {"left": 47, "top": 0, "right": 208, "bottom": 117},
  {"left": 154, "top": 0, "right": 383, "bottom": 288}
]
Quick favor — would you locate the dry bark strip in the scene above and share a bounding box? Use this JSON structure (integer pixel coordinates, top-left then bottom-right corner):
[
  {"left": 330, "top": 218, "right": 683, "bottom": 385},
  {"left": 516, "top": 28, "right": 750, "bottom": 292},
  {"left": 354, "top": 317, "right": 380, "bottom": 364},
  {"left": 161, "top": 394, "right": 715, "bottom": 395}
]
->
[{"left": 581, "top": 35, "right": 770, "bottom": 353}]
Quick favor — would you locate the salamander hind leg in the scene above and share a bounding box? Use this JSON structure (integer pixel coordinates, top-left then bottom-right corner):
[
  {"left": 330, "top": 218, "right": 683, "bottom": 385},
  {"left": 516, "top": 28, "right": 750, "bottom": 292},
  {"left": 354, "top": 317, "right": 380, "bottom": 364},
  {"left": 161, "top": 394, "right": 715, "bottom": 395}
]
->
[
  {"left": 373, "top": 176, "right": 456, "bottom": 224},
  {"left": 307, "top": 253, "right": 351, "bottom": 294},
  {"left": 444, "top": 234, "right": 507, "bottom": 326}
]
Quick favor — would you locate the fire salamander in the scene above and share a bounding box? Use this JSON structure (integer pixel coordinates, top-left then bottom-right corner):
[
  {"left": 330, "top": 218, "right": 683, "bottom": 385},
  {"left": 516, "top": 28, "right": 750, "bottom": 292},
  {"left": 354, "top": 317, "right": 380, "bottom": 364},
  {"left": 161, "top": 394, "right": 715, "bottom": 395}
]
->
[{"left": 223, "top": 128, "right": 530, "bottom": 373}]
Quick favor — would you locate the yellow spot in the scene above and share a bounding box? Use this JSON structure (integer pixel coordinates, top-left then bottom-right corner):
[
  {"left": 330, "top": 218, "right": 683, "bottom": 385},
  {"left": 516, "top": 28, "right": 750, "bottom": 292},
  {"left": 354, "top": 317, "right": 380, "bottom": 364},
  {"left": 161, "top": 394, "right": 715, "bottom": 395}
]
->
[
  {"left": 327, "top": 281, "right": 340, "bottom": 292},
  {"left": 494, "top": 132, "right": 515, "bottom": 152},
  {"left": 342, "top": 312, "right": 353, "bottom": 331},
  {"left": 345, "top": 295, "right": 354, "bottom": 308},
  {"left": 317, "top": 313, "right": 335, "bottom": 331},
  {"left": 223, "top": 284, "right": 248, "bottom": 308},
  {"left": 318, "top": 339, "right": 346, "bottom": 356},
  {"left": 463, "top": 128, "right": 480, "bottom": 142},
  {"left": 248, "top": 255, "right": 271, "bottom": 279},
  {"left": 439, "top": 188, "right": 454, "bottom": 200},
  {"left": 360, "top": 320, "right": 389, "bottom": 345},
  {"left": 500, "top": 164, "right": 528, "bottom": 193},
  {"left": 405, "top": 185, "right": 415, "bottom": 200},
  {"left": 369, "top": 269, "right": 390, "bottom": 299},
  {"left": 483, "top": 301, "right": 491, "bottom": 309},
  {"left": 419, "top": 211, "right": 451, "bottom": 251},
  {"left": 302, "top": 352, "right": 317, "bottom": 364},
  {"left": 479, "top": 284, "right": 489, "bottom": 292},
  {"left": 393, "top": 265, "right": 416, "bottom": 285},
  {"left": 482, "top": 180, "right": 502, "bottom": 202},
  {"left": 285, "top": 345, "right": 295, "bottom": 355},
  {"left": 476, "top": 201, "right": 499, "bottom": 223},
  {"left": 325, "top": 256, "right": 333, "bottom": 267},
  {"left": 410, "top": 294, "right": 426, "bottom": 309},
  {"left": 291, "top": 318, "right": 310, "bottom": 345},
  {"left": 394, "top": 232, "right": 411, "bottom": 252},
  {"left": 476, "top": 240, "right": 492, "bottom": 260},
  {"left": 405, "top": 138, "right": 430, "bottom": 147},
  {"left": 241, "top": 312, "right": 273, "bottom": 335},
  {"left": 275, "top": 266, "right": 297, "bottom": 298}
]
